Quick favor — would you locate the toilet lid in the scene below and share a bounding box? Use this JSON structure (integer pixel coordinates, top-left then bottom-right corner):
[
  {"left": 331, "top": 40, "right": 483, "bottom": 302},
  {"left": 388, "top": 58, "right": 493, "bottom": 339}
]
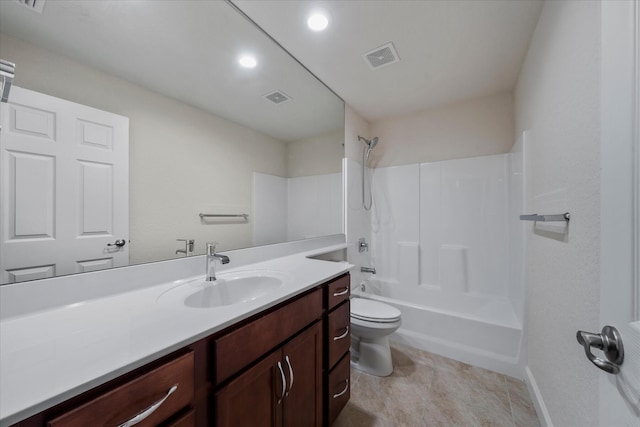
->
[{"left": 351, "top": 298, "right": 401, "bottom": 322}]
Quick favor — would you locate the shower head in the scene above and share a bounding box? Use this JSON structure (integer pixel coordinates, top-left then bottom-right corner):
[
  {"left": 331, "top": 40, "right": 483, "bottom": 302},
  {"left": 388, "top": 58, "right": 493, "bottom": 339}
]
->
[{"left": 358, "top": 135, "right": 379, "bottom": 150}]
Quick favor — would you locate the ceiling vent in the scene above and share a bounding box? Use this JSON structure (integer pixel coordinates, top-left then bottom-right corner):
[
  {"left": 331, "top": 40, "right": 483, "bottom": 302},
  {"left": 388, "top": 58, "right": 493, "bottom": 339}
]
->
[
  {"left": 362, "top": 42, "right": 400, "bottom": 70},
  {"left": 263, "top": 90, "right": 292, "bottom": 105},
  {"left": 14, "top": 0, "right": 46, "bottom": 14}
]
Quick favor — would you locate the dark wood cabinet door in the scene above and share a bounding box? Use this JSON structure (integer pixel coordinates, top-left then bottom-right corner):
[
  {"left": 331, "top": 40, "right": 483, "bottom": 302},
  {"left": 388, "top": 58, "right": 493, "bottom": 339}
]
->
[
  {"left": 215, "top": 351, "right": 283, "bottom": 427},
  {"left": 282, "top": 322, "right": 323, "bottom": 427}
]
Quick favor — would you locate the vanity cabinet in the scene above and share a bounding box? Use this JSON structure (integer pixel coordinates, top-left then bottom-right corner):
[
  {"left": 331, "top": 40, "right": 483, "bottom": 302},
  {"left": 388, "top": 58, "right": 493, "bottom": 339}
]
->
[
  {"left": 215, "top": 321, "right": 322, "bottom": 427},
  {"left": 323, "top": 275, "right": 351, "bottom": 425},
  {"left": 213, "top": 287, "right": 323, "bottom": 427},
  {"left": 8, "top": 273, "right": 350, "bottom": 427}
]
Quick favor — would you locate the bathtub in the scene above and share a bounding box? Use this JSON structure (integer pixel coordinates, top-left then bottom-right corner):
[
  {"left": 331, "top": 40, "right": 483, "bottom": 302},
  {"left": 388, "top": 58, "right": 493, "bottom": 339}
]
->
[{"left": 353, "top": 278, "right": 525, "bottom": 378}]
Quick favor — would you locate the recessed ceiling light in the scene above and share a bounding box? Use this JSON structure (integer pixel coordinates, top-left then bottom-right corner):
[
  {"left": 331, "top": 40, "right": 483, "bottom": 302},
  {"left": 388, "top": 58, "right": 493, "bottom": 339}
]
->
[
  {"left": 238, "top": 55, "right": 257, "bottom": 69},
  {"left": 307, "top": 11, "right": 329, "bottom": 32}
]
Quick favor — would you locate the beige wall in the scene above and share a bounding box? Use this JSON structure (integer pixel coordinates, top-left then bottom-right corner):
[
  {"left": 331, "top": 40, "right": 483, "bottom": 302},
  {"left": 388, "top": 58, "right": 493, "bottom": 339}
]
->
[
  {"left": 368, "top": 91, "right": 514, "bottom": 167},
  {"left": 515, "top": 1, "right": 601, "bottom": 425},
  {"left": 1, "top": 34, "right": 288, "bottom": 263},
  {"left": 286, "top": 128, "right": 343, "bottom": 178},
  {"left": 344, "top": 104, "right": 372, "bottom": 163}
]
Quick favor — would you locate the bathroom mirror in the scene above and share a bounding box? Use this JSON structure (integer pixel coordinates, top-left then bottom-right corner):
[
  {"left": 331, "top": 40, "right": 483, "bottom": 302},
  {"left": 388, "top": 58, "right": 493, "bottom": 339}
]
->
[{"left": 0, "top": 0, "right": 344, "bottom": 285}]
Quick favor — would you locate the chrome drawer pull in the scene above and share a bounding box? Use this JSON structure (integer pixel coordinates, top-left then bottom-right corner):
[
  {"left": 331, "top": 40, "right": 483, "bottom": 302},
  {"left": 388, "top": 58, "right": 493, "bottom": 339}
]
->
[
  {"left": 285, "top": 355, "right": 294, "bottom": 395},
  {"left": 333, "top": 326, "right": 349, "bottom": 341},
  {"left": 117, "top": 384, "right": 178, "bottom": 427},
  {"left": 332, "top": 379, "right": 349, "bottom": 399},
  {"left": 333, "top": 287, "right": 349, "bottom": 297},
  {"left": 276, "top": 361, "right": 287, "bottom": 404}
]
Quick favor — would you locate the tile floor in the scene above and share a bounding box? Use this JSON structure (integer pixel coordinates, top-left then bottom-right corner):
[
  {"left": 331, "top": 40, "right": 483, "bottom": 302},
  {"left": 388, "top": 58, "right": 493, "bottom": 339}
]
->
[{"left": 334, "top": 343, "right": 540, "bottom": 427}]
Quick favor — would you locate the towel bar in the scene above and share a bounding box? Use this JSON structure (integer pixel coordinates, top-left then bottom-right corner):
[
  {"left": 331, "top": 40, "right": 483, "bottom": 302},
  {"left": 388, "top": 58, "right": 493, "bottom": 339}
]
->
[{"left": 519, "top": 212, "right": 570, "bottom": 222}]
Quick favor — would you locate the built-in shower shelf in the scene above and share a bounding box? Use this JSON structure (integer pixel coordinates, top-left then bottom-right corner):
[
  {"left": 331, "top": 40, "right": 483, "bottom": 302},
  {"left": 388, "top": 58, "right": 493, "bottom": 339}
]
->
[{"left": 519, "top": 212, "right": 570, "bottom": 222}]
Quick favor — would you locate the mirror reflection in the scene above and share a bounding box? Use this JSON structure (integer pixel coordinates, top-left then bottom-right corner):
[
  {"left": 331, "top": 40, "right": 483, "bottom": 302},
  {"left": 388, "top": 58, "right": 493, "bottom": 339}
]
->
[{"left": 0, "top": 0, "right": 345, "bottom": 285}]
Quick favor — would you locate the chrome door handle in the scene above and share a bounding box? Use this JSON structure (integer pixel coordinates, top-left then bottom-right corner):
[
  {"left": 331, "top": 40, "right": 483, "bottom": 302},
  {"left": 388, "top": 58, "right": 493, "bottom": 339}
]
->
[
  {"left": 117, "top": 385, "right": 177, "bottom": 427},
  {"left": 333, "top": 288, "right": 349, "bottom": 297},
  {"left": 576, "top": 325, "right": 624, "bottom": 374},
  {"left": 276, "top": 361, "right": 286, "bottom": 404},
  {"left": 332, "top": 379, "right": 349, "bottom": 399},
  {"left": 333, "top": 326, "right": 349, "bottom": 341},
  {"left": 284, "top": 355, "right": 294, "bottom": 396},
  {"left": 107, "top": 239, "right": 126, "bottom": 247}
]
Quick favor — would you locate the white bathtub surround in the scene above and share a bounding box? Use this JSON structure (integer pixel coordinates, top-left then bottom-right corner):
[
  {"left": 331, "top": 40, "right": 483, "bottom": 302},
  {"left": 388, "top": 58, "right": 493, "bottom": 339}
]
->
[
  {"left": 354, "top": 284, "right": 522, "bottom": 378},
  {"left": 0, "top": 235, "right": 352, "bottom": 426},
  {"left": 366, "top": 151, "right": 526, "bottom": 377},
  {"left": 508, "top": 134, "right": 527, "bottom": 324},
  {"left": 253, "top": 173, "right": 288, "bottom": 246},
  {"left": 253, "top": 172, "right": 342, "bottom": 245},
  {"left": 287, "top": 173, "right": 343, "bottom": 240}
]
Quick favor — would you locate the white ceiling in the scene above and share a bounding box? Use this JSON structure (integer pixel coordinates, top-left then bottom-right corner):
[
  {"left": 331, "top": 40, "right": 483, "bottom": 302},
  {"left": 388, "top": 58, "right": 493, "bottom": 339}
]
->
[
  {"left": 0, "top": 0, "right": 343, "bottom": 141},
  {"left": 0, "top": 0, "right": 543, "bottom": 134},
  {"left": 234, "top": 0, "right": 543, "bottom": 122}
]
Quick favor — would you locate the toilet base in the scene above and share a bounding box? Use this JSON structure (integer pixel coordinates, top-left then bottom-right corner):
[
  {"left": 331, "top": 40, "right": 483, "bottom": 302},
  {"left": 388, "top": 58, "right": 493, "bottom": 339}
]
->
[{"left": 350, "top": 335, "right": 393, "bottom": 377}]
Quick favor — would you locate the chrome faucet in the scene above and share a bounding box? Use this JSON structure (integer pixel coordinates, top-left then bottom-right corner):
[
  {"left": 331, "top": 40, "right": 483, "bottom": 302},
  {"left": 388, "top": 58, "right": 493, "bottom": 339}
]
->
[
  {"left": 361, "top": 266, "right": 376, "bottom": 274},
  {"left": 206, "top": 242, "right": 230, "bottom": 281}
]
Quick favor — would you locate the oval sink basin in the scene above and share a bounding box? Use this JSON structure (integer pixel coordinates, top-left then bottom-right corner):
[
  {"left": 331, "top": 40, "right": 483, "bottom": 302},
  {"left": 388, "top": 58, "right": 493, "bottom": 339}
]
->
[{"left": 158, "top": 270, "right": 287, "bottom": 309}]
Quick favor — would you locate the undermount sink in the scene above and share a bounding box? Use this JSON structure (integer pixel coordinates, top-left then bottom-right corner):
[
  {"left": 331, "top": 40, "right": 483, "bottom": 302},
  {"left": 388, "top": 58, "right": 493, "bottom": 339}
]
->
[{"left": 157, "top": 270, "right": 288, "bottom": 309}]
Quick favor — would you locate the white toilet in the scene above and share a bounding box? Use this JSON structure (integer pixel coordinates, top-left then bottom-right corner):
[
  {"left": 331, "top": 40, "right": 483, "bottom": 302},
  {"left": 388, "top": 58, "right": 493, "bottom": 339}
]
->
[{"left": 350, "top": 297, "right": 402, "bottom": 376}]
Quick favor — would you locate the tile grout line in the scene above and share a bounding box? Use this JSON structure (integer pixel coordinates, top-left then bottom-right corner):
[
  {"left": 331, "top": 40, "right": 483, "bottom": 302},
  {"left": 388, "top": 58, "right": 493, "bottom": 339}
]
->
[{"left": 504, "top": 376, "right": 517, "bottom": 427}]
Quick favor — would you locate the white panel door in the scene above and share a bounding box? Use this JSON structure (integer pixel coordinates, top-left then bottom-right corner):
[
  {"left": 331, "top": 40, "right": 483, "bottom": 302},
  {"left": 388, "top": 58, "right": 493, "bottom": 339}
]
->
[
  {"left": 0, "top": 87, "right": 129, "bottom": 283},
  {"left": 598, "top": 1, "right": 640, "bottom": 425}
]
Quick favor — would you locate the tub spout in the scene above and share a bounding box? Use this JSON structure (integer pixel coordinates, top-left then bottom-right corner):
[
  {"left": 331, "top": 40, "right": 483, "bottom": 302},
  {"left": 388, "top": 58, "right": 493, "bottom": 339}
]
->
[{"left": 361, "top": 266, "right": 376, "bottom": 274}]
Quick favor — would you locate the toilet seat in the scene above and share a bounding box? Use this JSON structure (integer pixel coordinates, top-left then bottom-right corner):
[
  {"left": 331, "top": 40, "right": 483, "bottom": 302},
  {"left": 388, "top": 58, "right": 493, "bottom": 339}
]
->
[{"left": 350, "top": 298, "right": 401, "bottom": 323}]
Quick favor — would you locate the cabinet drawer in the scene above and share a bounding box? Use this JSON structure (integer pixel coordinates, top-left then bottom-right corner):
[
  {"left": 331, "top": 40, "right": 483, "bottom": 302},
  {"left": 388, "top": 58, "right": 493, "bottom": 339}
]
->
[
  {"left": 325, "top": 275, "right": 350, "bottom": 311},
  {"left": 327, "top": 352, "right": 351, "bottom": 426},
  {"left": 48, "top": 352, "right": 194, "bottom": 427},
  {"left": 215, "top": 288, "right": 323, "bottom": 384},
  {"left": 327, "top": 300, "right": 350, "bottom": 370},
  {"left": 167, "top": 409, "right": 195, "bottom": 427}
]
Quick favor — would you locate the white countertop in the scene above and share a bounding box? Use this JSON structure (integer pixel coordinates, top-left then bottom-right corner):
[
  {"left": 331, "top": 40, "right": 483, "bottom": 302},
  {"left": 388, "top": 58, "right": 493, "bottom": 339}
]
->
[{"left": 0, "top": 242, "right": 352, "bottom": 427}]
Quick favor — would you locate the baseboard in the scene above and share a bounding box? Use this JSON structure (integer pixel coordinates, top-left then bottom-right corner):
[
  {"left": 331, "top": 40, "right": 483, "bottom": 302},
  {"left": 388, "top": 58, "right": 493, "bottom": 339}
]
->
[{"left": 525, "top": 366, "right": 554, "bottom": 427}]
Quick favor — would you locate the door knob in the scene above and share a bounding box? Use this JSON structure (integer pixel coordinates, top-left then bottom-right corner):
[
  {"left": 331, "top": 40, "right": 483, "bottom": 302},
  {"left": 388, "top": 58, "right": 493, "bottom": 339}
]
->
[
  {"left": 107, "top": 239, "right": 126, "bottom": 247},
  {"left": 576, "top": 325, "right": 624, "bottom": 374}
]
